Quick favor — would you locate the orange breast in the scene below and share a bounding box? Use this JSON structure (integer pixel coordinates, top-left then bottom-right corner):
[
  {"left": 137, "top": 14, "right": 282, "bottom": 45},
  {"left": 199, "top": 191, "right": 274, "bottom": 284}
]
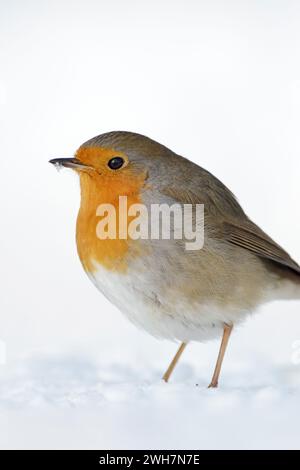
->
[{"left": 76, "top": 170, "right": 147, "bottom": 273}]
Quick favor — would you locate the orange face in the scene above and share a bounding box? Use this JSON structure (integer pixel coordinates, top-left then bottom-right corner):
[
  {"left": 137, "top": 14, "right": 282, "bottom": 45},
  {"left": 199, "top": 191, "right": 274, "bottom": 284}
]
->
[
  {"left": 76, "top": 146, "right": 129, "bottom": 174},
  {"left": 74, "top": 146, "right": 148, "bottom": 273}
]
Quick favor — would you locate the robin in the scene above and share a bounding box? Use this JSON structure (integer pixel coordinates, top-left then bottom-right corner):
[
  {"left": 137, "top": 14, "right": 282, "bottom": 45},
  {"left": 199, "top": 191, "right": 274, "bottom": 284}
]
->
[{"left": 50, "top": 131, "right": 300, "bottom": 387}]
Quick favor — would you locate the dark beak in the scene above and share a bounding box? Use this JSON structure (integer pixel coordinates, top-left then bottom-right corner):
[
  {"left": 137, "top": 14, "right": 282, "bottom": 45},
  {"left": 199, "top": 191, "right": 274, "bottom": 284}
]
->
[{"left": 49, "top": 157, "right": 91, "bottom": 170}]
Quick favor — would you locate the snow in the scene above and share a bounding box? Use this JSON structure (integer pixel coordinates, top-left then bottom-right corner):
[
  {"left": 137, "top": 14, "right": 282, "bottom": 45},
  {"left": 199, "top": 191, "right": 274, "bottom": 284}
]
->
[
  {"left": 1, "top": 304, "right": 300, "bottom": 450},
  {"left": 1, "top": 364, "right": 300, "bottom": 450},
  {"left": 1, "top": 0, "right": 300, "bottom": 451}
]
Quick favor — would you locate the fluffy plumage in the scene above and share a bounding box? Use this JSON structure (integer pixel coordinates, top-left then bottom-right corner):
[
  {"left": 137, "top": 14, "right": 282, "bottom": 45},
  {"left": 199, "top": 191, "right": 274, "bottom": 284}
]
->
[{"left": 73, "top": 131, "right": 300, "bottom": 341}]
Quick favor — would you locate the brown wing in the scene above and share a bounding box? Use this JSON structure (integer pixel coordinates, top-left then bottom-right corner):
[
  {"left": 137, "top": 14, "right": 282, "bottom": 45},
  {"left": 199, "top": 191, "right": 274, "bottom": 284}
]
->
[
  {"left": 223, "top": 220, "right": 300, "bottom": 274},
  {"left": 160, "top": 185, "right": 300, "bottom": 275}
]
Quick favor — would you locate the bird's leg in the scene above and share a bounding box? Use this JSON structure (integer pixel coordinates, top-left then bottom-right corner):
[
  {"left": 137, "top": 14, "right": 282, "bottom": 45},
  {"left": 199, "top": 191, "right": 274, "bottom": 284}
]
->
[
  {"left": 208, "top": 323, "right": 233, "bottom": 388},
  {"left": 162, "top": 342, "right": 187, "bottom": 382}
]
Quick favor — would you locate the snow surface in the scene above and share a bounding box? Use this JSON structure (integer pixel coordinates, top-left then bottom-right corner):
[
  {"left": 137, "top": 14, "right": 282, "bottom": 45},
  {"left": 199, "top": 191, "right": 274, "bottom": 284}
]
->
[
  {"left": 1, "top": 0, "right": 300, "bottom": 450},
  {"left": 1, "top": 303, "right": 300, "bottom": 450}
]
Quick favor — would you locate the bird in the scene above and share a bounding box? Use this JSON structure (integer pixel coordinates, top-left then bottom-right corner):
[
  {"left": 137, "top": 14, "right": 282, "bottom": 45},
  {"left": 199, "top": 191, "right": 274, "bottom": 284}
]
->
[{"left": 50, "top": 131, "right": 300, "bottom": 387}]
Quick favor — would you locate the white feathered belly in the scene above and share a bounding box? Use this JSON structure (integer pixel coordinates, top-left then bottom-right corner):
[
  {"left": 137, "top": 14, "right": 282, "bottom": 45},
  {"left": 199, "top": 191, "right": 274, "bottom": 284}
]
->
[{"left": 87, "top": 261, "right": 251, "bottom": 342}]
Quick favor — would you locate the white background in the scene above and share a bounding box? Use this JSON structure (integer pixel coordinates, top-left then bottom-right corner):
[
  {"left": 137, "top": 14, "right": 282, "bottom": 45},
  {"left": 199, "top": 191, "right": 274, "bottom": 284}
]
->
[{"left": 0, "top": 0, "right": 300, "bottom": 449}]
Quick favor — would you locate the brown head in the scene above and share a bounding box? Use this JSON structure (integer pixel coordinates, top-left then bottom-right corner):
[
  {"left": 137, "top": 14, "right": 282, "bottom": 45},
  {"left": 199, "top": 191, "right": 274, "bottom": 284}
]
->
[{"left": 49, "top": 131, "right": 181, "bottom": 272}]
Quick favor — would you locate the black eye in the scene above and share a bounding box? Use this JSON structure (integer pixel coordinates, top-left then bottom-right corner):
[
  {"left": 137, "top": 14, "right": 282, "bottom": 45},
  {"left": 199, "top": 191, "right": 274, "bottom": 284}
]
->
[{"left": 108, "top": 156, "right": 125, "bottom": 170}]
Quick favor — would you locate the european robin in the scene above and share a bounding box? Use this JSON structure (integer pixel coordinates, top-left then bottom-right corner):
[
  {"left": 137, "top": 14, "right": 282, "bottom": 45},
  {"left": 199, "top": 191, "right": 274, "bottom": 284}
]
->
[{"left": 50, "top": 131, "right": 300, "bottom": 387}]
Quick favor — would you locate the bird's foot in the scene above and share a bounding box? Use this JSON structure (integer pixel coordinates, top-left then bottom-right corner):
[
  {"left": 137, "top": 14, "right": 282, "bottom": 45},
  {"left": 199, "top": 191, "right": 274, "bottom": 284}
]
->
[{"left": 208, "top": 381, "right": 218, "bottom": 389}]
